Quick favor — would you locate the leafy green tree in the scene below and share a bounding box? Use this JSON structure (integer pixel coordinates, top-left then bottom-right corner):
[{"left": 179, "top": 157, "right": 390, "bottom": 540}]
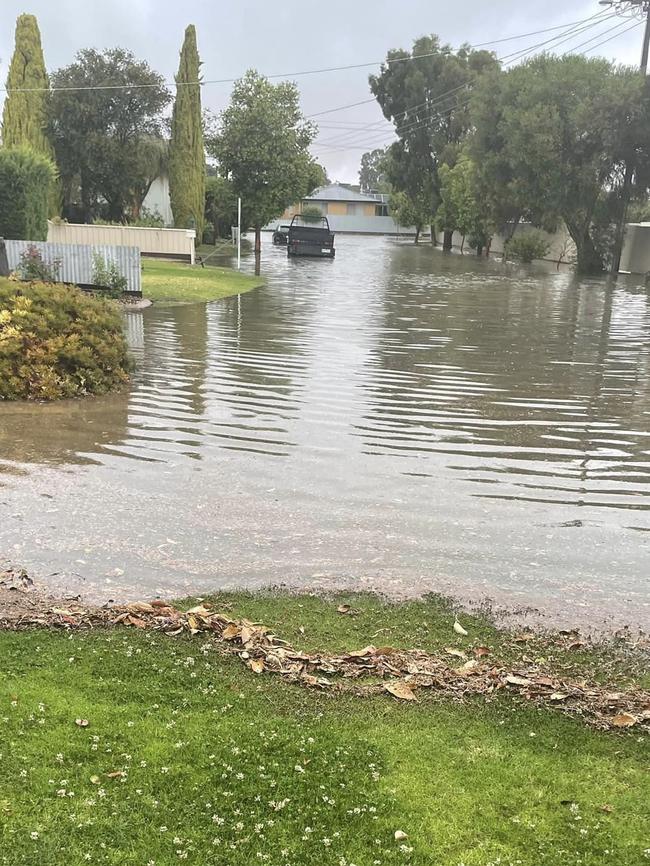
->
[
  {"left": 389, "top": 189, "right": 431, "bottom": 243},
  {"left": 49, "top": 49, "right": 170, "bottom": 223},
  {"left": 359, "top": 148, "right": 390, "bottom": 191},
  {"left": 370, "top": 36, "right": 499, "bottom": 248},
  {"left": 471, "top": 55, "right": 650, "bottom": 274},
  {"left": 132, "top": 137, "right": 168, "bottom": 220},
  {"left": 437, "top": 156, "right": 493, "bottom": 253},
  {"left": 305, "top": 161, "right": 329, "bottom": 193},
  {"left": 208, "top": 70, "right": 317, "bottom": 253},
  {"left": 169, "top": 25, "right": 205, "bottom": 238},
  {"left": 204, "top": 175, "right": 237, "bottom": 240}
]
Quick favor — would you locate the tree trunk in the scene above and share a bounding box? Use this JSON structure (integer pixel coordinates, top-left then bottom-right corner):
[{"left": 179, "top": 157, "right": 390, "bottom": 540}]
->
[
  {"left": 255, "top": 225, "right": 261, "bottom": 254},
  {"left": 476, "top": 244, "right": 483, "bottom": 257},
  {"left": 502, "top": 216, "right": 521, "bottom": 261},
  {"left": 430, "top": 224, "right": 437, "bottom": 245},
  {"left": 486, "top": 238, "right": 492, "bottom": 258},
  {"left": 460, "top": 235, "right": 465, "bottom": 254},
  {"left": 414, "top": 227, "right": 420, "bottom": 245},
  {"left": 443, "top": 230, "right": 453, "bottom": 251},
  {"left": 566, "top": 220, "right": 604, "bottom": 275}
]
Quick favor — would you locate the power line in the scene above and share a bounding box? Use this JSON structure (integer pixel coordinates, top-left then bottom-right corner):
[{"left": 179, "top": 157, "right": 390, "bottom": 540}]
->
[
  {"left": 313, "top": 13, "right": 640, "bottom": 156},
  {"left": 305, "top": 9, "right": 614, "bottom": 120},
  {"left": 315, "top": 11, "right": 619, "bottom": 151},
  {"left": 0, "top": 10, "right": 615, "bottom": 96}
]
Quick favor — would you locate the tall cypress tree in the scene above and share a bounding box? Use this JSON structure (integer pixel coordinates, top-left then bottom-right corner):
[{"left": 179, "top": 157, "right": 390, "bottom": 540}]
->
[
  {"left": 169, "top": 25, "right": 205, "bottom": 238},
  {"left": 2, "top": 14, "right": 51, "bottom": 154}
]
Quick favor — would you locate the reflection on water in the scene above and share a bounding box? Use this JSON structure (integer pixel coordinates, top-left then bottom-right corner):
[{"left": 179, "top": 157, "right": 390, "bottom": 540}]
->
[{"left": 1, "top": 236, "right": 648, "bottom": 628}]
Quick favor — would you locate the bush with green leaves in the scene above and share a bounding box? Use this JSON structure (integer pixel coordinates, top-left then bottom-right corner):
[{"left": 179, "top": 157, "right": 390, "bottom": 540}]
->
[
  {"left": 301, "top": 205, "right": 324, "bottom": 222},
  {"left": 505, "top": 230, "right": 551, "bottom": 264},
  {"left": 0, "top": 277, "right": 131, "bottom": 400},
  {"left": 15, "top": 244, "right": 61, "bottom": 282},
  {"left": 91, "top": 252, "right": 128, "bottom": 298},
  {"left": 0, "top": 147, "right": 56, "bottom": 241}
]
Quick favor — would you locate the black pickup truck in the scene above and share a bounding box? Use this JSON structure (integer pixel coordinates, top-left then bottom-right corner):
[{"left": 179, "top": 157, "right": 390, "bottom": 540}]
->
[{"left": 287, "top": 215, "right": 335, "bottom": 258}]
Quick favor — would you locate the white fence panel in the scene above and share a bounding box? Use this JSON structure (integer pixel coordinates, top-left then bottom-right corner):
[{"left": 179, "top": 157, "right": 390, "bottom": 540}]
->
[
  {"left": 5, "top": 240, "right": 141, "bottom": 295},
  {"left": 47, "top": 221, "right": 196, "bottom": 264}
]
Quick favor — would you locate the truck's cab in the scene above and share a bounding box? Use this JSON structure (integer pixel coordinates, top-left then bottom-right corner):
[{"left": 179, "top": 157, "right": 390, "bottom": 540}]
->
[{"left": 287, "top": 215, "right": 335, "bottom": 258}]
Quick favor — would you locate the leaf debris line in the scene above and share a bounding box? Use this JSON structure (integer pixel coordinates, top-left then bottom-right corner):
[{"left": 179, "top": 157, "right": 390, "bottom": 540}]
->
[{"left": 2, "top": 598, "right": 648, "bottom": 731}]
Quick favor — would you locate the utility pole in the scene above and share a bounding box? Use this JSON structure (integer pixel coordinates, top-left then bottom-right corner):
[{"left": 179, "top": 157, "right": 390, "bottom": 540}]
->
[{"left": 600, "top": 0, "right": 650, "bottom": 274}]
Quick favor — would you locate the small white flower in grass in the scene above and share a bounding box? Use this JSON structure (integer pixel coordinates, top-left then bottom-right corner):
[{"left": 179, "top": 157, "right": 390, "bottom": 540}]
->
[
  {"left": 294, "top": 765, "right": 305, "bottom": 774},
  {"left": 161, "top": 767, "right": 169, "bottom": 774},
  {"left": 30, "top": 832, "right": 39, "bottom": 840}
]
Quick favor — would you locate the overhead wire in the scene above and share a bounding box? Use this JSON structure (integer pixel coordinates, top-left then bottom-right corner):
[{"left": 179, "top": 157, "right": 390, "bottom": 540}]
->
[{"left": 312, "top": 10, "right": 638, "bottom": 155}]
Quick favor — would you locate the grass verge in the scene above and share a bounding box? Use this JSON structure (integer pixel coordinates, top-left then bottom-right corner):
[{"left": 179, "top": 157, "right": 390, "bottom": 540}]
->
[
  {"left": 1, "top": 592, "right": 648, "bottom": 866},
  {"left": 141, "top": 258, "right": 263, "bottom": 303}
]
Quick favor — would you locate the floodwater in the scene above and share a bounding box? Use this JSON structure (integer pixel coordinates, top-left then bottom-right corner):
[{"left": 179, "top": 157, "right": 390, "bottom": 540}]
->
[{"left": 1, "top": 236, "right": 649, "bottom": 630}]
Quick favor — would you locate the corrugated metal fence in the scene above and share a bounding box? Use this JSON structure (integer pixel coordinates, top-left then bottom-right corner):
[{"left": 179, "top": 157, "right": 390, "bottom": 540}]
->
[{"left": 5, "top": 240, "right": 141, "bottom": 295}]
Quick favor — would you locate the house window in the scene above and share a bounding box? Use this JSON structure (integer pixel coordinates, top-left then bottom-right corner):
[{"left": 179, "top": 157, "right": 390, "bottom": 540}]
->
[{"left": 375, "top": 204, "right": 389, "bottom": 217}]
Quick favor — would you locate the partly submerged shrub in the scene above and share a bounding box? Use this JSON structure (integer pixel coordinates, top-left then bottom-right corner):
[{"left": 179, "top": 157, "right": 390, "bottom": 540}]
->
[
  {"left": 505, "top": 230, "right": 551, "bottom": 264},
  {"left": 0, "top": 278, "right": 131, "bottom": 400}
]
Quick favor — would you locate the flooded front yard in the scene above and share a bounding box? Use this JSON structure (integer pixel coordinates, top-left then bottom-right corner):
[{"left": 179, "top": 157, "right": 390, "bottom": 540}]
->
[{"left": 1, "top": 236, "right": 649, "bottom": 629}]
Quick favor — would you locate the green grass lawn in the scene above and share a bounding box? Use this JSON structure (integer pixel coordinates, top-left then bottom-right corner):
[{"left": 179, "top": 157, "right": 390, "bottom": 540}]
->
[
  {"left": 1, "top": 594, "right": 648, "bottom": 866},
  {"left": 141, "top": 258, "right": 263, "bottom": 303}
]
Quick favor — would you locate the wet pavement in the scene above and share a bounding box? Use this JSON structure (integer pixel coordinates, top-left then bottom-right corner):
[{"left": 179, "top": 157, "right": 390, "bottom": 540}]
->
[{"left": 1, "top": 236, "right": 649, "bottom": 630}]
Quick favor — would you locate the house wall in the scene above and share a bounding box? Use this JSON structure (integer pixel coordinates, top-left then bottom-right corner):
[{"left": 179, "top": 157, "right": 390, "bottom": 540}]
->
[
  {"left": 142, "top": 175, "right": 175, "bottom": 226},
  {"left": 47, "top": 221, "right": 197, "bottom": 263},
  {"left": 620, "top": 223, "right": 650, "bottom": 274}
]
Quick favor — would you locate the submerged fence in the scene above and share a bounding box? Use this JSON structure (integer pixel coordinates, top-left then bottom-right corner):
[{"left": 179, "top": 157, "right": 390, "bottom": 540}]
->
[{"left": 4, "top": 240, "right": 141, "bottom": 295}]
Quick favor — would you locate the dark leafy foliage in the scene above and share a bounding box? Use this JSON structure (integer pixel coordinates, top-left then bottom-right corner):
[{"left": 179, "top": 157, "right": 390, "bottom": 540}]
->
[
  {"left": 0, "top": 147, "right": 55, "bottom": 241},
  {"left": 0, "top": 278, "right": 131, "bottom": 400}
]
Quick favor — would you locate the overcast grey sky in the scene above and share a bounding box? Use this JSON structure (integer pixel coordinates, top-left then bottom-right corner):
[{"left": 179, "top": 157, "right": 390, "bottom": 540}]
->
[{"left": 1, "top": 1, "right": 645, "bottom": 182}]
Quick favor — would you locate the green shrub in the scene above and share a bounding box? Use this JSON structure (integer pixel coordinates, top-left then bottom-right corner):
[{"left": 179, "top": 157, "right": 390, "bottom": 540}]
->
[
  {"left": 301, "top": 205, "right": 324, "bottom": 222},
  {"left": 91, "top": 252, "right": 128, "bottom": 298},
  {"left": 0, "top": 147, "right": 56, "bottom": 241},
  {"left": 15, "top": 244, "right": 61, "bottom": 282},
  {"left": 505, "top": 230, "right": 551, "bottom": 263},
  {"left": 0, "top": 277, "right": 131, "bottom": 400}
]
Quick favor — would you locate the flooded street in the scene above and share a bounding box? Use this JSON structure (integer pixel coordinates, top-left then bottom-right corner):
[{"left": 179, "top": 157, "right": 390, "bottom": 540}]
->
[{"left": 1, "top": 235, "right": 649, "bottom": 629}]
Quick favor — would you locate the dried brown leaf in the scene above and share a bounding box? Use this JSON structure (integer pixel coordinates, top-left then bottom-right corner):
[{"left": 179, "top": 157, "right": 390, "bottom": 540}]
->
[
  {"left": 384, "top": 681, "right": 417, "bottom": 701},
  {"left": 444, "top": 647, "right": 467, "bottom": 660},
  {"left": 222, "top": 623, "right": 241, "bottom": 641},
  {"left": 611, "top": 712, "right": 637, "bottom": 728},
  {"left": 506, "top": 675, "right": 532, "bottom": 687},
  {"left": 249, "top": 658, "right": 265, "bottom": 674}
]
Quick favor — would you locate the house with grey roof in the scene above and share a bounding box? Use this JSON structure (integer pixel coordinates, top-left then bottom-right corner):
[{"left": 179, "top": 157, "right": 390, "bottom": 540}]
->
[{"left": 271, "top": 183, "right": 421, "bottom": 236}]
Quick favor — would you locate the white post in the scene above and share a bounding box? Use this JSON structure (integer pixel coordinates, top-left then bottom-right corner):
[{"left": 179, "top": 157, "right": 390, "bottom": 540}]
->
[{"left": 237, "top": 197, "right": 242, "bottom": 271}]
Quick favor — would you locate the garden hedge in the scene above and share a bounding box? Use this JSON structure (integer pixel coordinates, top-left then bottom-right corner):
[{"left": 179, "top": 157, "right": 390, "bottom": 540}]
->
[{"left": 0, "top": 146, "right": 55, "bottom": 241}]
